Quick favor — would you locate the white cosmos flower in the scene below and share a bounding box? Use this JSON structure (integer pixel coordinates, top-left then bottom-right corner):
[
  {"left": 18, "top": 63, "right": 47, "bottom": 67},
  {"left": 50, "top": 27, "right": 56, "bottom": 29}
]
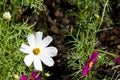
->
[{"left": 20, "top": 31, "right": 58, "bottom": 71}]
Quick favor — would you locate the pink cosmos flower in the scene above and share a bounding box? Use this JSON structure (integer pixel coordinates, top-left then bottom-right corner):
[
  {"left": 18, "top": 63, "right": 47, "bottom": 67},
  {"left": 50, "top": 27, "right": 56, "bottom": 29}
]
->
[
  {"left": 82, "top": 51, "right": 99, "bottom": 77},
  {"left": 20, "top": 71, "right": 42, "bottom": 80},
  {"left": 115, "top": 56, "right": 120, "bottom": 71}
]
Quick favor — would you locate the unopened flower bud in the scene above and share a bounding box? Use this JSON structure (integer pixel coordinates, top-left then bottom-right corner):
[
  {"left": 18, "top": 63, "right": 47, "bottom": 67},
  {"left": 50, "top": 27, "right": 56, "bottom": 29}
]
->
[
  {"left": 85, "top": 6, "right": 88, "bottom": 9},
  {"left": 3, "top": 12, "right": 11, "bottom": 20},
  {"left": 13, "top": 74, "right": 19, "bottom": 80},
  {"left": 45, "top": 72, "right": 50, "bottom": 77},
  {"left": 94, "top": 14, "right": 100, "bottom": 19}
]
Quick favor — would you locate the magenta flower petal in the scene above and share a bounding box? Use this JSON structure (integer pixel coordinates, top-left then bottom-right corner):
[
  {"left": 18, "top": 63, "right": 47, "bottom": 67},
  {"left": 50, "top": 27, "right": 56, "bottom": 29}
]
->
[
  {"left": 20, "top": 71, "right": 42, "bottom": 80},
  {"left": 50, "top": 0, "right": 55, "bottom": 3},
  {"left": 82, "top": 63, "right": 89, "bottom": 77},
  {"left": 89, "top": 51, "right": 99, "bottom": 63},
  {"left": 116, "top": 57, "right": 120, "bottom": 64},
  {"left": 82, "top": 51, "right": 99, "bottom": 77},
  {"left": 30, "top": 71, "right": 38, "bottom": 78},
  {"left": 20, "top": 75, "right": 29, "bottom": 80},
  {"left": 115, "top": 57, "right": 120, "bottom": 71}
]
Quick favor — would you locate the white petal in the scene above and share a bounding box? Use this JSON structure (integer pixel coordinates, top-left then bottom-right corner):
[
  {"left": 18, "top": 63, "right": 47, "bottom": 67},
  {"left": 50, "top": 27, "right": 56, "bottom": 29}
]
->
[
  {"left": 20, "top": 44, "right": 32, "bottom": 54},
  {"left": 42, "top": 47, "right": 58, "bottom": 57},
  {"left": 35, "top": 31, "right": 43, "bottom": 46},
  {"left": 40, "top": 54, "right": 54, "bottom": 67},
  {"left": 24, "top": 54, "right": 34, "bottom": 66},
  {"left": 40, "top": 36, "right": 53, "bottom": 48},
  {"left": 33, "top": 56, "right": 42, "bottom": 71},
  {"left": 27, "top": 34, "right": 35, "bottom": 47}
]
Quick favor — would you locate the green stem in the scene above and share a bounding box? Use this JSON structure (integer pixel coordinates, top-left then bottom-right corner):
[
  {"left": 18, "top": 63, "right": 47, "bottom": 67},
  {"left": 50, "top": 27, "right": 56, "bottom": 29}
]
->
[
  {"left": 3, "top": 0, "right": 7, "bottom": 12},
  {"left": 112, "top": 65, "right": 120, "bottom": 69},
  {"left": 98, "top": 0, "right": 109, "bottom": 29},
  {"left": 97, "top": 49, "right": 119, "bottom": 58}
]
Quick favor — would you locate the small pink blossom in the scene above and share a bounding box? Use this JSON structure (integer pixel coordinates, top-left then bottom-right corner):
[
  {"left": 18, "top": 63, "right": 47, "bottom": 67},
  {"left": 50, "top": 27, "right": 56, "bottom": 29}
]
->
[
  {"left": 116, "top": 57, "right": 120, "bottom": 64},
  {"left": 20, "top": 71, "right": 42, "bottom": 80},
  {"left": 115, "top": 56, "right": 120, "bottom": 71}
]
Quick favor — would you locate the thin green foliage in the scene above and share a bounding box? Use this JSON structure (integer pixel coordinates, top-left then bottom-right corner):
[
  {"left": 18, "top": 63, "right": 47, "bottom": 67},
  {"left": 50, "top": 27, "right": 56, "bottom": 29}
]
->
[
  {"left": 65, "top": 0, "right": 119, "bottom": 79},
  {"left": 0, "top": 0, "right": 44, "bottom": 21},
  {"left": 0, "top": 19, "right": 33, "bottom": 79},
  {"left": 66, "top": 0, "right": 101, "bottom": 79}
]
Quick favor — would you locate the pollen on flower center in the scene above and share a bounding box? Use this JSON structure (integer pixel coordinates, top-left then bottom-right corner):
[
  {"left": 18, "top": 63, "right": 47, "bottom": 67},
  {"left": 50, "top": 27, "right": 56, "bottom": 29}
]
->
[
  {"left": 33, "top": 47, "right": 40, "bottom": 55},
  {"left": 89, "top": 61, "right": 93, "bottom": 68}
]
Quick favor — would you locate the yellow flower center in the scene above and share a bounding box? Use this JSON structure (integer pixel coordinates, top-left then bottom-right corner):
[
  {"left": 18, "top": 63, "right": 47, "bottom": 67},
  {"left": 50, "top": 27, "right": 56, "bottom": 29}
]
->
[
  {"left": 89, "top": 61, "right": 93, "bottom": 68},
  {"left": 33, "top": 47, "right": 40, "bottom": 55}
]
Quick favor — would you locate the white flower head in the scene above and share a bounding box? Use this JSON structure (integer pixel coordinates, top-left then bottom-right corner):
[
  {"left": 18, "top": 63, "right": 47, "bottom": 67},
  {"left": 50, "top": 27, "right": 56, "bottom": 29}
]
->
[
  {"left": 20, "top": 31, "right": 58, "bottom": 71},
  {"left": 3, "top": 12, "right": 11, "bottom": 20}
]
